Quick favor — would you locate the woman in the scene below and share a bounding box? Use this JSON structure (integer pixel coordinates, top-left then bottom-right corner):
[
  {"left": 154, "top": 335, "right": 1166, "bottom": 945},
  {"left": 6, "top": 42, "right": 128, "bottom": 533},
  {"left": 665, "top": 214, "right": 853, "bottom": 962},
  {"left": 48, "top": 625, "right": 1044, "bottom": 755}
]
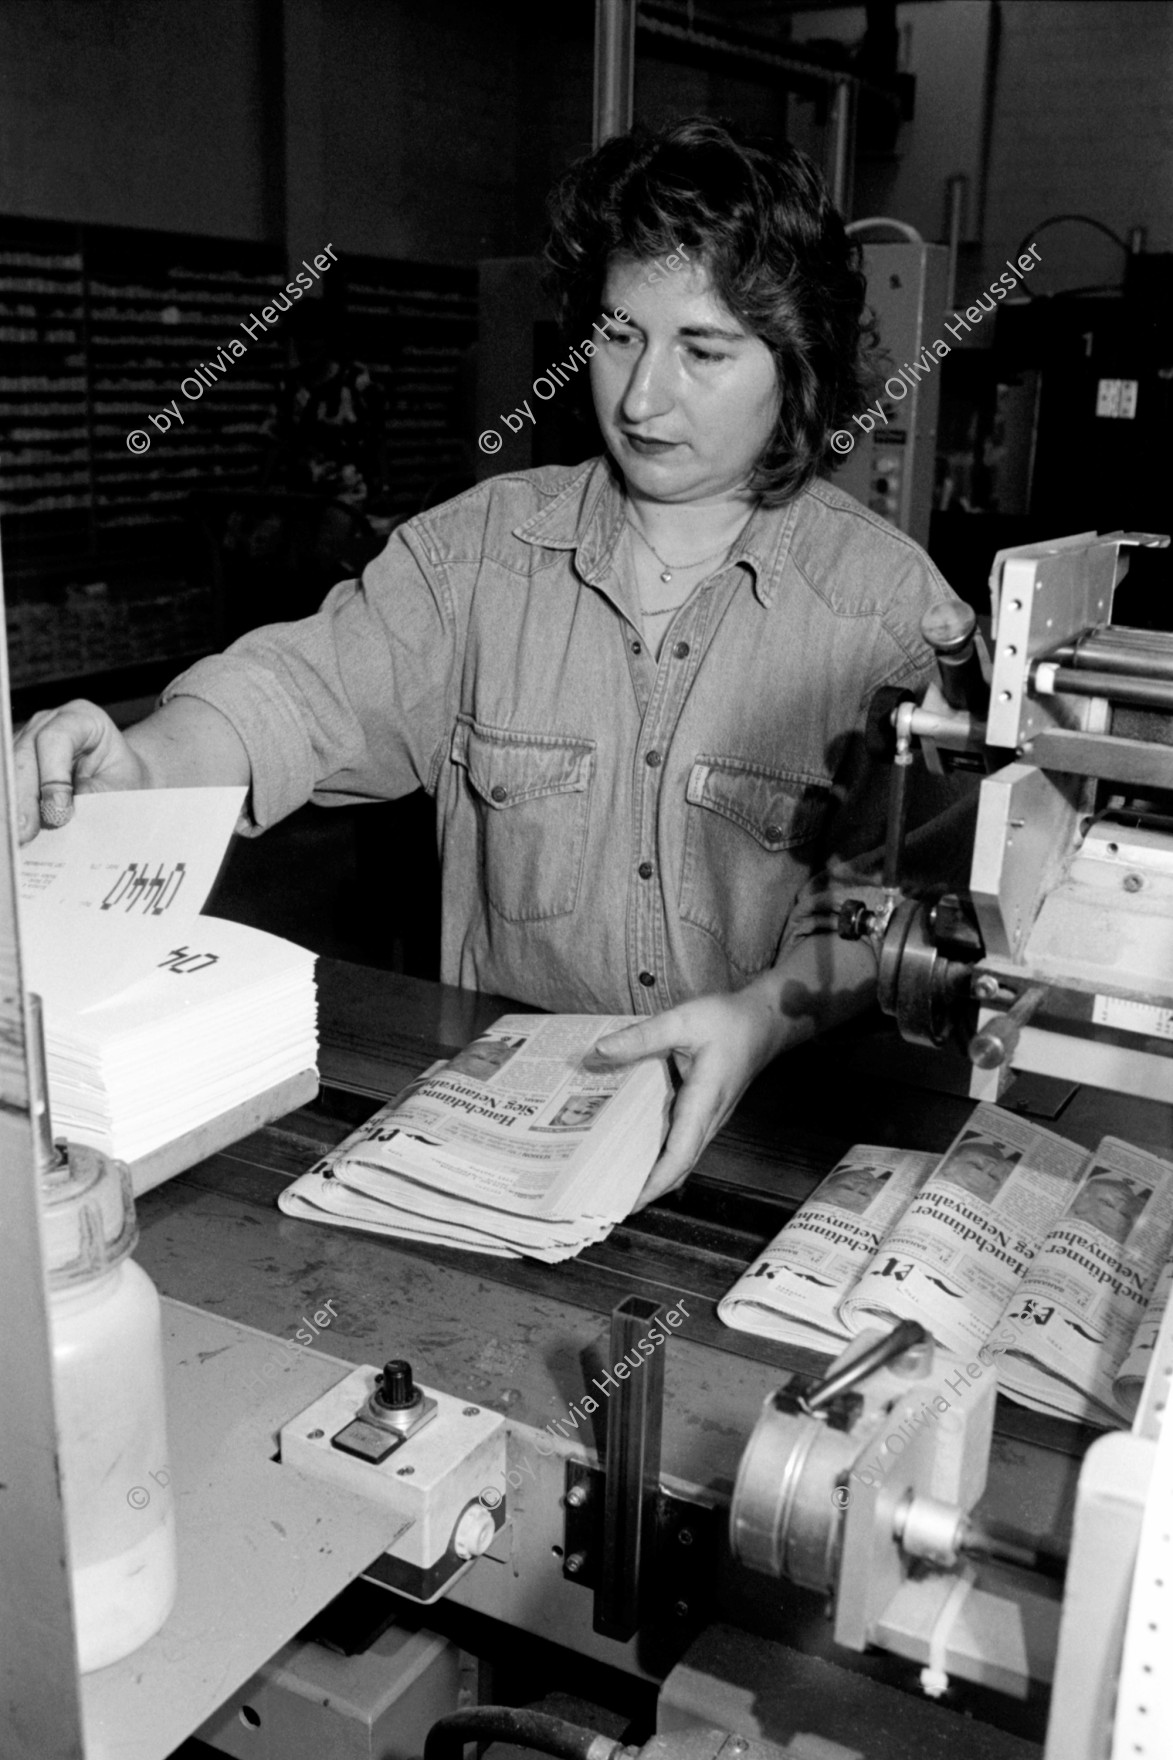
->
[{"left": 15, "top": 119, "right": 963, "bottom": 1208}]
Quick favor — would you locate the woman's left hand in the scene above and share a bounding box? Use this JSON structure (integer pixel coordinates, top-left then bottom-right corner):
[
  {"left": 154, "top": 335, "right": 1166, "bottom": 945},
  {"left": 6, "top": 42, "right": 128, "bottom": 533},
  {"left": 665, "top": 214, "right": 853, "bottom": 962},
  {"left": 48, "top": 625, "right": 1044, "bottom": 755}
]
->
[{"left": 594, "top": 985, "right": 785, "bottom": 1209}]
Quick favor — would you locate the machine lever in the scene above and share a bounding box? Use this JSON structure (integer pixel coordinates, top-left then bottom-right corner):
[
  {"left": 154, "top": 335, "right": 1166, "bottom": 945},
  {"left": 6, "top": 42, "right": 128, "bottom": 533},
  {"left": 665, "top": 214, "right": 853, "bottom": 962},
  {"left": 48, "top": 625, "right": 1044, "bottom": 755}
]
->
[
  {"left": 595, "top": 1294, "right": 666, "bottom": 1640},
  {"left": 921, "top": 602, "right": 987, "bottom": 714},
  {"left": 969, "top": 984, "right": 1047, "bottom": 1069},
  {"left": 800, "top": 1319, "right": 928, "bottom": 1414}
]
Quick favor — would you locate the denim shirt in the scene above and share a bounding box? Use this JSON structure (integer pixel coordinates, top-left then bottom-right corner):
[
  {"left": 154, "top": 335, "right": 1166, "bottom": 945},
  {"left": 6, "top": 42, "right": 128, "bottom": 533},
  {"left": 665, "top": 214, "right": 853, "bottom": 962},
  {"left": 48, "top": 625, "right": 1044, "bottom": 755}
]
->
[{"left": 166, "top": 457, "right": 961, "bottom": 1014}]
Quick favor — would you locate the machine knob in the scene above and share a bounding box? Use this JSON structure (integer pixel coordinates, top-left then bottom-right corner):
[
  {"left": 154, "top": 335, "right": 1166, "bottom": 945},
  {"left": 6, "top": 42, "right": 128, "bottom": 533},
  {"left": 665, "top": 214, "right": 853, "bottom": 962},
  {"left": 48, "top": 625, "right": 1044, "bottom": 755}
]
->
[
  {"left": 376, "top": 1359, "right": 419, "bottom": 1410},
  {"left": 921, "top": 602, "right": 987, "bottom": 714},
  {"left": 453, "top": 1504, "right": 497, "bottom": 1560},
  {"left": 837, "top": 899, "right": 874, "bottom": 941},
  {"left": 922, "top": 600, "right": 977, "bottom": 656}
]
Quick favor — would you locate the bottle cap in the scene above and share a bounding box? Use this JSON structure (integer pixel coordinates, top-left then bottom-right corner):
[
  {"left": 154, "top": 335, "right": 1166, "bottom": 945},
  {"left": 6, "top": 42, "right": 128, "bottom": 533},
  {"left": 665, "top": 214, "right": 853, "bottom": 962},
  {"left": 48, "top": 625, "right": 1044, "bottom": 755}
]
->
[{"left": 41, "top": 1142, "right": 137, "bottom": 1287}]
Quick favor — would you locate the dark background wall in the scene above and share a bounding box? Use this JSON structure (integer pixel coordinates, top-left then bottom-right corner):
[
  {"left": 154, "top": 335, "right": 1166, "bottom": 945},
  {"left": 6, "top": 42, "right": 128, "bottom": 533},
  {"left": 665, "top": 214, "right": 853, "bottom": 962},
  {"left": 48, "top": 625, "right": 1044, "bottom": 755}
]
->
[
  {"left": 980, "top": 0, "right": 1173, "bottom": 297},
  {"left": 2, "top": 2, "right": 1168, "bottom": 292},
  {"left": 0, "top": 0, "right": 280, "bottom": 241}
]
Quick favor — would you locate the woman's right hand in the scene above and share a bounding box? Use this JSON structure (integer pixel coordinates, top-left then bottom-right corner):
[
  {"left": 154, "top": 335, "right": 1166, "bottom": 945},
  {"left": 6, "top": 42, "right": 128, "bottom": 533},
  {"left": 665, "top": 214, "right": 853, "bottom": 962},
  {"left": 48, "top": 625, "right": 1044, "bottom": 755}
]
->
[{"left": 13, "top": 700, "right": 149, "bottom": 844}]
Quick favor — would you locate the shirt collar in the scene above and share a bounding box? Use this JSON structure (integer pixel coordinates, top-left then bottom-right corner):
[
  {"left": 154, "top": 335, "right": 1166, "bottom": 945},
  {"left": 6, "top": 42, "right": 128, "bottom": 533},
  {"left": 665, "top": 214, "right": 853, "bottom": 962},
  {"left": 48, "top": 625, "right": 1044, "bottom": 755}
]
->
[{"left": 512, "top": 455, "right": 804, "bottom": 607}]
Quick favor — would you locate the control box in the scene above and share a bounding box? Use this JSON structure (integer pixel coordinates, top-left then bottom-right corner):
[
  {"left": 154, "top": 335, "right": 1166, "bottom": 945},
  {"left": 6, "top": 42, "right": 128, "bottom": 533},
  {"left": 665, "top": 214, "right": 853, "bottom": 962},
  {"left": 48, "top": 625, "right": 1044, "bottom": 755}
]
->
[
  {"left": 835, "top": 242, "right": 949, "bottom": 548},
  {"left": 280, "top": 1364, "right": 507, "bottom": 1603}
]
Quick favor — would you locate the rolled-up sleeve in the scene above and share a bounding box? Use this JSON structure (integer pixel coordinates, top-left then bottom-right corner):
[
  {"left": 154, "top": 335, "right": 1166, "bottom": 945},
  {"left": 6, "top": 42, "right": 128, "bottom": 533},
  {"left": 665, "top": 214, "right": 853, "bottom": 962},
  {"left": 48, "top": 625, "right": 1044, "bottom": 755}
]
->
[{"left": 161, "top": 521, "right": 459, "bottom": 830}]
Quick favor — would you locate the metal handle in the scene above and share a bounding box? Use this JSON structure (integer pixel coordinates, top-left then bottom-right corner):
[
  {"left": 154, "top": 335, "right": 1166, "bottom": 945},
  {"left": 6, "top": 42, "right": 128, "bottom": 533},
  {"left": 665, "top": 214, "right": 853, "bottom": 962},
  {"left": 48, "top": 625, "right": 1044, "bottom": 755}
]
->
[
  {"left": 800, "top": 1319, "right": 928, "bottom": 1415},
  {"left": 969, "top": 984, "right": 1047, "bottom": 1070},
  {"left": 27, "top": 993, "right": 61, "bottom": 1178}
]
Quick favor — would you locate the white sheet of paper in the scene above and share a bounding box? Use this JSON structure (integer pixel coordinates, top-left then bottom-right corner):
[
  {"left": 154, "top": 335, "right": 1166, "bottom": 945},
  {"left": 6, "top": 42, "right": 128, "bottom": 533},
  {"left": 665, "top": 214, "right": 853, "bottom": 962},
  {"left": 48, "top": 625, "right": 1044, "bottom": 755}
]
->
[{"left": 19, "top": 788, "right": 246, "bottom": 1011}]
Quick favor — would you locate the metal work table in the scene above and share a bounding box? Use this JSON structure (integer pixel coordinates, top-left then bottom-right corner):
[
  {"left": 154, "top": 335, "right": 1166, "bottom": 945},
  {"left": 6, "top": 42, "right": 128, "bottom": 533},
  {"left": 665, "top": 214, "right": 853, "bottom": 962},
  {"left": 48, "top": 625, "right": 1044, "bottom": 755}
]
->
[
  {"left": 132, "top": 960, "right": 1170, "bottom": 1581},
  {"left": 122, "top": 957, "right": 1173, "bottom": 1756}
]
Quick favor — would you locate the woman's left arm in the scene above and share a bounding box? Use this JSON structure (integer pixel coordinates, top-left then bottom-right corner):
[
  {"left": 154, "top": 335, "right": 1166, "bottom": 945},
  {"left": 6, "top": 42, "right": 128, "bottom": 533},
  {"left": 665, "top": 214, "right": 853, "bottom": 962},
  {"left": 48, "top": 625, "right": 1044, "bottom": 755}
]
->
[{"left": 594, "top": 930, "right": 879, "bottom": 1208}]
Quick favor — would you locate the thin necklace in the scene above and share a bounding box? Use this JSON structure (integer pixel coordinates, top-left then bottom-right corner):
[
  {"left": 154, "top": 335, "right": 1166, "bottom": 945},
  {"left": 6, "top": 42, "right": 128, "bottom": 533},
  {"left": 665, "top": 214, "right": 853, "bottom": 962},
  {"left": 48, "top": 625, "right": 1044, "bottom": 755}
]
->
[
  {"left": 642, "top": 593, "right": 698, "bottom": 616},
  {"left": 626, "top": 515, "right": 748, "bottom": 584}
]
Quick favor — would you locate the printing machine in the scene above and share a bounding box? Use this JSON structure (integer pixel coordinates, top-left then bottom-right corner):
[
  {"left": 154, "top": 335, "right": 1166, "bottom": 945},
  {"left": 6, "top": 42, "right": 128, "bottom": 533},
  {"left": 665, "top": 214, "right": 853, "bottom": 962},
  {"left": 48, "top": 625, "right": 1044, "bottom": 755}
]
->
[
  {"left": 8, "top": 530, "right": 1173, "bottom": 1760},
  {"left": 839, "top": 527, "right": 1173, "bottom": 1105}
]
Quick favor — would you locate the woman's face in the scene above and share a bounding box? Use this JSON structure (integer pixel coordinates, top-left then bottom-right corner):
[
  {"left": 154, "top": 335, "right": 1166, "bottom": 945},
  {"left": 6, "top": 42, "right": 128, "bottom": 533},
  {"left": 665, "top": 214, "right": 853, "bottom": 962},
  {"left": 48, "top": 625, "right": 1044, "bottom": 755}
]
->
[{"left": 592, "top": 255, "right": 780, "bottom": 505}]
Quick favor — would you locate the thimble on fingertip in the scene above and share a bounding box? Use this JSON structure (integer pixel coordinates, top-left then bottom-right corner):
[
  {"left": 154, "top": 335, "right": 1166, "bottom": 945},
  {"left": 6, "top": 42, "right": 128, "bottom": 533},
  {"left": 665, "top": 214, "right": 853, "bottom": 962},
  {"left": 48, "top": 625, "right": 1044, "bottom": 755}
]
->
[{"left": 39, "top": 780, "right": 74, "bottom": 829}]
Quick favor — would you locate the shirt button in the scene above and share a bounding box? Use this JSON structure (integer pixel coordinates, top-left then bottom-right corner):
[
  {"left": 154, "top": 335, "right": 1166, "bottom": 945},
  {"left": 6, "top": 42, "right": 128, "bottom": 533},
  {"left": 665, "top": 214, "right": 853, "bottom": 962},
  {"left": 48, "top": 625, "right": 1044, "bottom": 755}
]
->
[
  {"left": 638, "top": 861, "right": 653, "bottom": 879},
  {"left": 764, "top": 822, "right": 783, "bottom": 841},
  {"left": 673, "top": 641, "right": 690, "bottom": 659},
  {"left": 639, "top": 970, "right": 656, "bottom": 987},
  {"left": 631, "top": 640, "right": 642, "bottom": 655},
  {"left": 645, "top": 750, "right": 662, "bottom": 767},
  {"left": 490, "top": 785, "right": 507, "bottom": 803}
]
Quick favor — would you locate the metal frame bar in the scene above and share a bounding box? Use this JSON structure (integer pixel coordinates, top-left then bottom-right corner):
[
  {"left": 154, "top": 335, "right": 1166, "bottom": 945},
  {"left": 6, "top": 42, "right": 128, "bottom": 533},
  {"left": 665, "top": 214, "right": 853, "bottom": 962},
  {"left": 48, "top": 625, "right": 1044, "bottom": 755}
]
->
[
  {"left": 594, "top": 0, "right": 636, "bottom": 147},
  {"left": 0, "top": 544, "right": 86, "bottom": 1754},
  {"left": 596, "top": 1295, "right": 665, "bottom": 1639}
]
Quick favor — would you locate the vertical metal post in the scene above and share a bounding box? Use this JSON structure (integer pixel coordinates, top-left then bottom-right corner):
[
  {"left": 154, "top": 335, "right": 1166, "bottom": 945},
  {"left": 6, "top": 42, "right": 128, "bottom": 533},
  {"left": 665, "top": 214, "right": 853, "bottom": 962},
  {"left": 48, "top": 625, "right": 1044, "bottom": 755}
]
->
[
  {"left": 595, "top": 1295, "right": 664, "bottom": 1639},
  {"left": 0, "top": 548, "right": 85, "bottom": 1749},
  {"left": 827, "top": 77, "right": 857, "bottom": 218},
  {"left": 945, "top": 173, "right": 969, "bottom": 314},
  {"left": 593, "top": 0, "right": 636, "bottom": 148}
]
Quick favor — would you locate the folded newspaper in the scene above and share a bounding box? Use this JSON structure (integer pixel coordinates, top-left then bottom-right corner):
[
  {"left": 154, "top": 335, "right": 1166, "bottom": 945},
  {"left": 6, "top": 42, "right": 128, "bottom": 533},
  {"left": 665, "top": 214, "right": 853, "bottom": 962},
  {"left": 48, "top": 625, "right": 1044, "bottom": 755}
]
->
[
  {"left": 279, "top": 1015, "right": 674, "bottom": 1262},
  {"left": 718, "top": 1103, "right": 1173, "bottom": 1427}
]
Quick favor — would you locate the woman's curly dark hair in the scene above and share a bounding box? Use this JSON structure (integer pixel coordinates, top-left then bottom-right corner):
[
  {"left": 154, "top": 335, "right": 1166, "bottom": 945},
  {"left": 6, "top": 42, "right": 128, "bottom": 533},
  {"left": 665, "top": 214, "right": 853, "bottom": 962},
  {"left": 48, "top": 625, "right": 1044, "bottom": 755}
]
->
[{"left": 543, "top": 116, "right": 876, "bottom": 505}]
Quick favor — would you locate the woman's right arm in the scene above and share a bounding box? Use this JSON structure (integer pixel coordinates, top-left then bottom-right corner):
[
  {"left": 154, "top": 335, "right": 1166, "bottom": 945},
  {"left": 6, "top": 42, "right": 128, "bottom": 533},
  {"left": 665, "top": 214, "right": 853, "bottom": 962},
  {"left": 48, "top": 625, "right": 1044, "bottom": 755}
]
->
[{"left": 13, "top": 696, "right": 252, "bottom": 844}]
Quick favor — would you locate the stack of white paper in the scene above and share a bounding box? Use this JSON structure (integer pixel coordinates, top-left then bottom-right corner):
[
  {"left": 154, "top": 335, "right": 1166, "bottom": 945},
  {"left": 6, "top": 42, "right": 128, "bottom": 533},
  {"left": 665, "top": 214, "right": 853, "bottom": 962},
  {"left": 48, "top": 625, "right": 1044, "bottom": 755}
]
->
[
  {"left": 19, "top": 787, "right": 249, "bottom": 1011},
  {"left": 47, "top": 914, "right": 318, "bottom": 1167},
  {"left": 19, "top": 789, "right": 318, "bottom": 1177},
  {"left": 279, "top": 1014, "right": 673, "bottom": 1262}
]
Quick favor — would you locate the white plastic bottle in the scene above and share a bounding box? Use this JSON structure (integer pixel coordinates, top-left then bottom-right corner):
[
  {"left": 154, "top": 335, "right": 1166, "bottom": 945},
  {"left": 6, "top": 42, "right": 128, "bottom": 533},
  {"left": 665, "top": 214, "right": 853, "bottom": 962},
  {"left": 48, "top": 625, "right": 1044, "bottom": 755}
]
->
[{"left": 43, "top": 1142, "right": 178, "bottom": 1672}]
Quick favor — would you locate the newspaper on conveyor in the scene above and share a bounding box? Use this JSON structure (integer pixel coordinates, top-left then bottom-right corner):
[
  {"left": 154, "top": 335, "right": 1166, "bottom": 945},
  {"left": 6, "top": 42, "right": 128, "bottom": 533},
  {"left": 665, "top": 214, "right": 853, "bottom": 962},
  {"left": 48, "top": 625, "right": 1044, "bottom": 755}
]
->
[{"left": 719, "top": 1102, "right": 1173, "bottom": 1428}]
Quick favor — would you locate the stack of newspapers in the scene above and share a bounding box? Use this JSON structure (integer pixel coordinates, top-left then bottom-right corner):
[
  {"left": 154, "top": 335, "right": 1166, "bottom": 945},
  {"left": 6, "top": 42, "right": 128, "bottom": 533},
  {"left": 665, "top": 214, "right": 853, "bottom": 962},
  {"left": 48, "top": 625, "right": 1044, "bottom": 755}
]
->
[
  {"left": 19, "top": 788, "right": 318, "bottom": 1189},
  {"left": 280, "top": 1014, "right": 674, "bottom": 1262}
]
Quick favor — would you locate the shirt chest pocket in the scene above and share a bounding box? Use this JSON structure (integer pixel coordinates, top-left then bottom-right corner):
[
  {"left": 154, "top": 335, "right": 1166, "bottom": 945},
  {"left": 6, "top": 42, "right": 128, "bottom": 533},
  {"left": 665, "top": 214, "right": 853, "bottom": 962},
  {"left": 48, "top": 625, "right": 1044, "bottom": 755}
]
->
[
  {"left": 680, "top": 756, "right": 831, "bottom": 975},
  {"left": 453, "top": 719, "right": 596, "bottom": 924}
]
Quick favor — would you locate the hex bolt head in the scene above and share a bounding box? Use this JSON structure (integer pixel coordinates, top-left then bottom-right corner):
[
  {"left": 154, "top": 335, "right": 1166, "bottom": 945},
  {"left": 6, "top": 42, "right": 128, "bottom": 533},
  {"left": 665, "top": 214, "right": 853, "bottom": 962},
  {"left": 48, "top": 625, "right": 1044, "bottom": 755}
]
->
[
  {"left": 565, "top": 1483, "right": 590, "bottom": 1508},
  {"left": 565, "top": 1551, "right": 587, "bottom": 1575}
]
